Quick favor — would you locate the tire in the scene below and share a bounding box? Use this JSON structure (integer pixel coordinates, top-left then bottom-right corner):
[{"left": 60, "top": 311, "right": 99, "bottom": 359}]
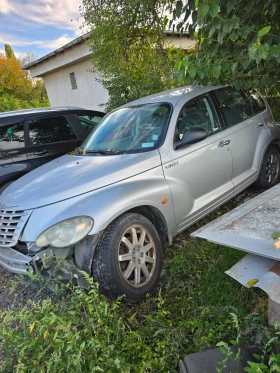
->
[
  {"left": 0, "top": 181, "right": 13, "bottom": 195},
  {"left": 253, "top": 146, "right": 280, "bottom": 189},
  {"left": 92, "top": 213, "right": 162, "bottom": 302}
]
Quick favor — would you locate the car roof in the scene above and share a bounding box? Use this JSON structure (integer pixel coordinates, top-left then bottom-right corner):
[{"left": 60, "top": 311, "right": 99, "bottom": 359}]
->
[
  {"left": 122, "top": 85, "right": 223, "bottom": 108},
  {"left": 0, "top": 106, "right": 105, "bottom": 126}
]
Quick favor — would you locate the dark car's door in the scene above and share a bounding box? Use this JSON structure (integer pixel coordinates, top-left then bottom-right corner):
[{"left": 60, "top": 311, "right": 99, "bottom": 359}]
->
[
  {"left": 0, "top": 121, "right": 30, "bottom": 186},
  {"left": 25, "top": 114, "right": 82, "bottom": 167},
  {"left": 71, "top": 110, "right": 105, "bottom": 137}
]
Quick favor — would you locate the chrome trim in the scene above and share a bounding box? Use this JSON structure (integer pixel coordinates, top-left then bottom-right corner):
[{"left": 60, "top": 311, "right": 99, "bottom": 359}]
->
[{"left": 0, "top": 209, "right": 32, "bottom": 247}]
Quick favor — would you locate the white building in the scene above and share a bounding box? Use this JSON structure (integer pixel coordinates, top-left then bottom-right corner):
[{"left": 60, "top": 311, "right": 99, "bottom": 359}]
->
[{"left": 22, "top": 31, "right": 195, "bottom": 111}]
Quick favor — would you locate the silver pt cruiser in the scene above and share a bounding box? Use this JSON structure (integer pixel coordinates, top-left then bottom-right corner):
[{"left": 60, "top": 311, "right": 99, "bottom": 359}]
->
[{"left": 1, "top": 85, "right": 280, "bottom": 301}]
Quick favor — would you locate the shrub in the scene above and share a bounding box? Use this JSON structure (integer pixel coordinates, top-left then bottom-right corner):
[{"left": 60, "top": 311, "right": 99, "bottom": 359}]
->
[
  {"left": 217, "top": 313, "right": 280, "bottom": 373},
  {"left": 0, "top": 276, "right": 172, "bottom": 373}
]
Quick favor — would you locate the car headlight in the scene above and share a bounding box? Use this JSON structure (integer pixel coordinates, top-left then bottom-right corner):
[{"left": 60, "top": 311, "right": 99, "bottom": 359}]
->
[{"left": 36, "top": 216, "right": 94, "bottom": 248}]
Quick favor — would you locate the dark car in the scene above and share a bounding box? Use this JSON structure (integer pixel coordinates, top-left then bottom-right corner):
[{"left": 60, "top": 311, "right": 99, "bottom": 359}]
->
[{"left": 0, "top": 106, "right": 105, "bottom": 193}]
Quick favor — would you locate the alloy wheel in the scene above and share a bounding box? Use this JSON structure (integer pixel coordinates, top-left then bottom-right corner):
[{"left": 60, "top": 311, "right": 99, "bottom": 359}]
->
[
  {"left": 265, "top": 153, "right": 280, "bottom": 184},
  {"left": 118, "top": 225, "right": 156, "bottom": 288}
]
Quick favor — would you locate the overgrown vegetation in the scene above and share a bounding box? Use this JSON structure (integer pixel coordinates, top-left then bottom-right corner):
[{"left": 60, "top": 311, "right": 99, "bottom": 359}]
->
[
  {"left": 0, "top": 45, "right": 49, "bottom": 112},
  {"left": 81, "top": 0, "right": 177, "bottom": 111},
  {"left": 171, "top": 0, "right": 280, "bottom": 90},
  {"left": 0, "top": 193, "right": 278, "bottom": 372},
  {"left": 217, "top": 314, "right": 280, "bottom": 372},
  {"left": 168, "top": 0, "right": 280, "bottom": 122},
  {"left": 81, "top": 0, "right": 280, "bottom": 116}
]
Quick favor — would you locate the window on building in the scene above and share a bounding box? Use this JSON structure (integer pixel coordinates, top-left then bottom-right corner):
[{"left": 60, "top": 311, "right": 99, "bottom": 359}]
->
[
  {"left": 29, "top": 116, "right": 77, "bottom": 145},
  {"left": 69, "top": 72, "right": 77, "bottom": 89},
  {"left": 0, "top": 123, "right": 24, "bottom": 149}
]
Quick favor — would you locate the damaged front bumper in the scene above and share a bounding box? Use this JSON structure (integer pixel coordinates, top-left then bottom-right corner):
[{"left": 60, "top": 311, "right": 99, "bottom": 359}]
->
[
  {"left": 0, "top": 233, "right": 101, "bottom": 287},
  {"left": 0, "top": 246, "right": 33, "bottom": 274}
]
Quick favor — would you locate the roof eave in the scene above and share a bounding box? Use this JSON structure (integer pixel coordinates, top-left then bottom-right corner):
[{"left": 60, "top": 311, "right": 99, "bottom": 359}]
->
[
  {"left": 21, "top": 29, "right": 190, "bottom": 71},
  {"left": 21, "top": 31, "right": 91, "bottom": 71}
]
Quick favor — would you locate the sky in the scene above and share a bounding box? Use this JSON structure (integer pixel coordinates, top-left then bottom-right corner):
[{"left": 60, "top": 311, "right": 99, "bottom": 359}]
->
[{"left": 0, "top": 0, "right": 84, "bottom": 59}]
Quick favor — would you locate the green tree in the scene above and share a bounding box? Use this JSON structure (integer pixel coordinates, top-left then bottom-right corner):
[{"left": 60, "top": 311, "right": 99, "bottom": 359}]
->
[
  {"left": 169, "top": 0, "right": 280, "bottom": 90},
  {"left": 4, "top": 44, "right": 15, "bottom": 59},
  {"left": 81, "top": 0, "right": 177, "bottom": 110}
]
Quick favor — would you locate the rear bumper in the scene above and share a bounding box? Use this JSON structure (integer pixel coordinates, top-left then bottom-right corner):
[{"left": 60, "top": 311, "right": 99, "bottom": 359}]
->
[{"left": 0, "top": 246, "right": 33, "bottom": 275}]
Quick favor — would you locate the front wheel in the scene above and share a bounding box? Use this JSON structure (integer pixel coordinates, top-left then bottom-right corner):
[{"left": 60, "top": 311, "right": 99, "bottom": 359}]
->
[
  {"left": 92, "top": 213, "right": 162, "bottom": 302},
  {"left": 253, "top": 146, "right": 280, "bottom": 189}
]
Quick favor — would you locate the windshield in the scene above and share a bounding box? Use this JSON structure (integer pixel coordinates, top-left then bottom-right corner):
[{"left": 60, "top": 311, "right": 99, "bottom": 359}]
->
[{"left": 80, "top": 103, "right": 172, "bottom": 155}]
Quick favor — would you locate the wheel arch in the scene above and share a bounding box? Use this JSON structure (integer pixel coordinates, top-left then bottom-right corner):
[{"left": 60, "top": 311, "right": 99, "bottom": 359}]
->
[
  {"left": 257, "top": 137, "right": 280, "bottom": 175},
  {"left": 269, "top": 138, "right": 280, "bottom": 153},
  {"left": 74, "top": 205, "right": 170, "bottom": 279},
  {"left": 123, "top": 205, "right": 170, "bottom": 246},
  {"left": 253, "top": 137, "right": 280, "bottom": 189}
]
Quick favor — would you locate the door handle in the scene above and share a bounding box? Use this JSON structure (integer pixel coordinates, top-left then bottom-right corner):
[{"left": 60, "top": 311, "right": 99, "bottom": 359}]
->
[
  {"left": 33, "top": 149, "right": 49, "bottom": 156},
  {"left": 257, "top": 123, "right": 264, "bottom": 127},
  {"left": 218, "top": 140, "right": 230, "bottom": 147}
]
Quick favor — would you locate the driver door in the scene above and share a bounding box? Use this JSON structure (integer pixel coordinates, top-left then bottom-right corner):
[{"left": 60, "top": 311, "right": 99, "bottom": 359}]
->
[{"left": 161, "top": 93, "right": 234, "bottom": 231}]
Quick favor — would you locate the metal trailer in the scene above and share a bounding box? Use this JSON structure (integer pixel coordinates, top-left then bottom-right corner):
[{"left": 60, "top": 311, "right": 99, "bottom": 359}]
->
[{"left": 192, "top": 183, "right": 280, "bottom": 306}]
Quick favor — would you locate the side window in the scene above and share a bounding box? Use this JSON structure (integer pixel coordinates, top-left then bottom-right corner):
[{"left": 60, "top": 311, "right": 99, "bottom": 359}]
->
[
  {"left": 176, "top": 96, "right": 220, "bottom": 140},
  {"left": 214, "top": 87, "right": 253, "bottom": 127},
  {"left": 249, "top": 90, "right": 266, "bottom": 112},
  {"left": 28, "top": 116, "right": 77, "bottom": 145},
  {"left": 0, "top": 123, "right": 24, "bottom": 149},
  {"left": 76, "top": 114, "right": 103, "bottom": 132}
]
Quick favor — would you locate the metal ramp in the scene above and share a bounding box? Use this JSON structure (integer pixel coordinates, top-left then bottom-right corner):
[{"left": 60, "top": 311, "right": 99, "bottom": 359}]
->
[
  {"left": 192, "top": 183, "right": 280, "bottom": 302},
  {"left": 192, "top": 183, "right": 280, "bottom": 260}
]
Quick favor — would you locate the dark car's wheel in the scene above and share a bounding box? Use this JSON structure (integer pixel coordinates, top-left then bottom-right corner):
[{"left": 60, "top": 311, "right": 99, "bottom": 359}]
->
[
  {"left": 0, "top": 181, "right": 13, "bottom": 195},
  {"left": 92, "top": 213, "right": 162, "bottom": 302},
  {"left": 253, "top": 146, "right": 280, "bottom": 189}
]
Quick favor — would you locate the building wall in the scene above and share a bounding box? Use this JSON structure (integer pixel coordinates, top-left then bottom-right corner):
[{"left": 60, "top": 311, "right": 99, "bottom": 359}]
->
[
  {"left": 28, "top": 41, "right": 91, "bottom": 78},
  {"left": 43, "top": 59, "right": 109, "bottom": 111},
  {"left": 164, "top": 34, "right": 196, "bottom": 49}
]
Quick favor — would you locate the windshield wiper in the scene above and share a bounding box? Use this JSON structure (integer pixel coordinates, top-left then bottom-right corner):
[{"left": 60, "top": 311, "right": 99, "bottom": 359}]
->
[
  {"left": 85, "top": 149, "right": 120, "bottom": 156},
  {"left": 75, "top": 147, "right": 83, "bottom": 155}
]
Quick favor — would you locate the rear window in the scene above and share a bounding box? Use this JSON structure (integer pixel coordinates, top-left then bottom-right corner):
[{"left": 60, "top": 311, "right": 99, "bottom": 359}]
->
[
  {"left": 0, "top": 123, "right": 24, "bottom": 149},
  {"left": 214, "top": 87, "right": 253, "bottom": 127},
  {"left": 249, "top": 90, "right": 266, "bottom": 112}
]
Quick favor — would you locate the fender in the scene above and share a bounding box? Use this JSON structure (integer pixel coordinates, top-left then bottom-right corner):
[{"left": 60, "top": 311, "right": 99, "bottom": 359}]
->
[{"left": 21, "top": 167, "right": 177, "bottom": 242}]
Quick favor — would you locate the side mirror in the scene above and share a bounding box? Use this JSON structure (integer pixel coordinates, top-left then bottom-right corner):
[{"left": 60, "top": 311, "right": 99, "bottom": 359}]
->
[{"left": 174, "top": 127, "right": 207, "bottom": 150}]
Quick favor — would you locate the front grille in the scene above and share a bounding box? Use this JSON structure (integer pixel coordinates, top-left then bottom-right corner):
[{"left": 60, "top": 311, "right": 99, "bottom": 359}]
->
[{"left": 0, "top": 209, "right": 32, "bottom": 247}]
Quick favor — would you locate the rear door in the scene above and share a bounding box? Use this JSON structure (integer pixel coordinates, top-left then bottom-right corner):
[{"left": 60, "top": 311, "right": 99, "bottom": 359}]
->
[
  {"left": 25, "top": 114, "right": 82, "bottom": 167},
  {"left": 212, "top": 87, "right": 270, "bottom": 193}
]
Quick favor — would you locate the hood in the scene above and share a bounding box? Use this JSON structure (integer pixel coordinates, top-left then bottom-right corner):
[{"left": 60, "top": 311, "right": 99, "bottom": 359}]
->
[{"left": 0, "top": 151, "right": 161, "bottom": 210}]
